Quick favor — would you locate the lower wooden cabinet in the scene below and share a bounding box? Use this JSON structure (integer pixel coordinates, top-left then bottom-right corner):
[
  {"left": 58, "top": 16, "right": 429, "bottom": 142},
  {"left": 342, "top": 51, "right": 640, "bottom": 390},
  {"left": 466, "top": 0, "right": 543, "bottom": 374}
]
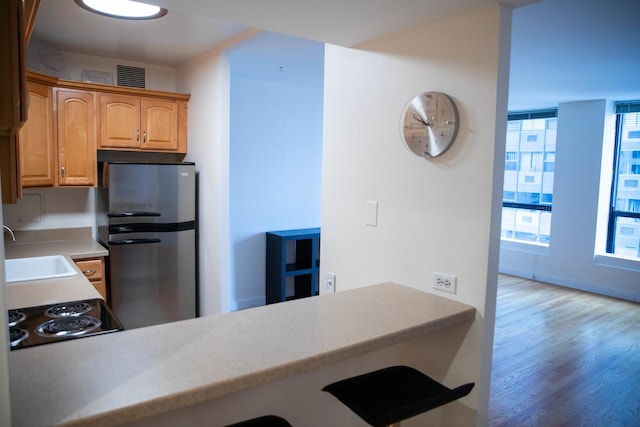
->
[{"left": 75, "top": 257, "right": 107, "bottom": 301}]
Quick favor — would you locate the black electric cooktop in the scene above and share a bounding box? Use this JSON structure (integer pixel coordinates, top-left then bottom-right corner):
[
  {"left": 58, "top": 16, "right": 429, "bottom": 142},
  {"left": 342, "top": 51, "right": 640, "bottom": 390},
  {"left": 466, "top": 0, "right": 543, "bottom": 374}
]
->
[{"left": 8, "top": 298, "right": 124, "bottom": 350}]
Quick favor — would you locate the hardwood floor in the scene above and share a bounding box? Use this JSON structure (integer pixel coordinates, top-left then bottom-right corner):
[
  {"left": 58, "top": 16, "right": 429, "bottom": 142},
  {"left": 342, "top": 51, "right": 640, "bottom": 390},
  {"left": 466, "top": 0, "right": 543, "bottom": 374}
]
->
[{"left": 489, "top": 274, "right": 640, "bottom": 426}]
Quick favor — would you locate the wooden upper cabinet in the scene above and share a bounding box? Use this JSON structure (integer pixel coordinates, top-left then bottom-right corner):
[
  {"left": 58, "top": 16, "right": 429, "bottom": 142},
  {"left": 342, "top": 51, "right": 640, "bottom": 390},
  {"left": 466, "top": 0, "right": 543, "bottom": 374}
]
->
[
  {"left": 141, "top": 98, "right": 178, "bottom": 151},
  {"left": 0, "top": 0, "right": 27, "bottom": 204},
  {"left": 99, "top": 93, "right": 141, "bottom": 148},
  {"left": 0, "top": 0, "right": 27, "bottom": 134},
  {"left": 56, "top": 89, "right": 96, "bottom": 186},
  {"left": 98, "top": 94, "right": 181, "bottom": 152},
  {"left": 6, "top": 71, "right": 190, "bottom": 198},
  {"left": 19, "top": 81, "right": 54, "bottom": 187}
]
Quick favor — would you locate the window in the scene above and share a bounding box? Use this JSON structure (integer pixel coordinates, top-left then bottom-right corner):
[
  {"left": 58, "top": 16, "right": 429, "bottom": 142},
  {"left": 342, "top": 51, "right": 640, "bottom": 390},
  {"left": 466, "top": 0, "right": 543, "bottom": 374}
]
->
[
  {"left": 505, "top": 151, "right": 518, "bottom": 171},
  {"left": 606, "top": 102, "right": 640, "bottom": 259},
  {"left": 501, "top": 109, "right": 557, "bottom": 245},
  {"left": 544, "top": 152, "right": 555, "bottom": 172}
]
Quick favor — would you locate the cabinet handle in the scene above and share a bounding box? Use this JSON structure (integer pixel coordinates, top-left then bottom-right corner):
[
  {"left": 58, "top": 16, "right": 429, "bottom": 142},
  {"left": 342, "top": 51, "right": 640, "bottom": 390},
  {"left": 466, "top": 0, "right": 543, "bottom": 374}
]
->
[
  {"left": 136, "top": 129, "right": 140, "bottom": 141},
  {"left": 143, "top": 130, "right": 147, "bottom": 143},
  {"left": 61, "top": 165, "right": 65, "bottom": 178},
  {"left": 82, "top": 269, "right": 97, "bottom": 276}
]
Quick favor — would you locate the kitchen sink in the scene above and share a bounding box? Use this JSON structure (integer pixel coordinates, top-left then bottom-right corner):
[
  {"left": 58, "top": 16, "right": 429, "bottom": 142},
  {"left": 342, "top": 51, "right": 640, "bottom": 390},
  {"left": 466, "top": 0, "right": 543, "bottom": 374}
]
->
[{"left": 5, "top": 255, "right": 77, "bottom": 283}]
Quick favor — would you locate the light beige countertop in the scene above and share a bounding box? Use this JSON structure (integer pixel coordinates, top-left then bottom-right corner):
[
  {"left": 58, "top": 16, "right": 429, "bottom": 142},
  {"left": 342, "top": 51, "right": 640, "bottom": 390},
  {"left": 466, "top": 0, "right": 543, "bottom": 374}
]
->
[
  {"left": 8, "top": 282, "right": 476, "bottom": 427},
  {"left": 4, "top": 228, "right": 108, "bottom": 260},
  {"left": 5, "top": 255, "right": 102, "bottom": 309},
  {"left": 4, "top": 227, "right": 107, "bottom": 308}
]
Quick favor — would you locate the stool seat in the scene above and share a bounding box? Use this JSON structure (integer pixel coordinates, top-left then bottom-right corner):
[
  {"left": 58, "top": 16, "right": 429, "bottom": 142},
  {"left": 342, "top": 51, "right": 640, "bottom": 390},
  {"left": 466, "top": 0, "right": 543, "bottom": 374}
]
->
[
  {"left": 322, "top": 365, "right": 474, "bottom": 427},
  {"left": 225, "top": 415, "right": 292, "bottom": 427}
]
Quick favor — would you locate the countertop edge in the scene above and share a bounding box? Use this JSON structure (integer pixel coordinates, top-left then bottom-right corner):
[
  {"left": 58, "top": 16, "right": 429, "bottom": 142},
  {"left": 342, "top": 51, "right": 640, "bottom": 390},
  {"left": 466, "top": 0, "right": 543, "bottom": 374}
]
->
[{"left": 4, "top": 238, "right": 108, "bottom": 260}]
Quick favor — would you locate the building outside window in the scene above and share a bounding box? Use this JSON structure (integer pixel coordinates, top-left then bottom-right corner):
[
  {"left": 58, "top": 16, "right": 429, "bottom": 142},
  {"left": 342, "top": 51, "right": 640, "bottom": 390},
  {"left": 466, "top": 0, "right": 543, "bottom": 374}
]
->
[
  {"left": 607, "top": 103, "right": 640, "bottom": 259},
  {"left": 501, "top": 110, "right": 557, "bottom": 245}
]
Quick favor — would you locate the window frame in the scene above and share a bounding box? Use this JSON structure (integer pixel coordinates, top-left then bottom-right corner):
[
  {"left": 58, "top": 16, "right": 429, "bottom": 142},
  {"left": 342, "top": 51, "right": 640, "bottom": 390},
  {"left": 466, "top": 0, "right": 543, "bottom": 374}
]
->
[
  {"left": 501, "top": 109, "right": 557, "bottom": 246},
  {"left": 503, "top": 109, "right": 557, "bottom": 213},
  {"left": 605, "top": 102, "right": 640, "bottom": 256}
]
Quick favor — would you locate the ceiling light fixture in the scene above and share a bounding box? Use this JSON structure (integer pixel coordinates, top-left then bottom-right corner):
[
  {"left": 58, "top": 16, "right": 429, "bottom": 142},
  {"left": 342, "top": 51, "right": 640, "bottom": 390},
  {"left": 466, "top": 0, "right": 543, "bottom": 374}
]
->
[{"left": 74, "top": 0, "right": 167, "bottom": 20}]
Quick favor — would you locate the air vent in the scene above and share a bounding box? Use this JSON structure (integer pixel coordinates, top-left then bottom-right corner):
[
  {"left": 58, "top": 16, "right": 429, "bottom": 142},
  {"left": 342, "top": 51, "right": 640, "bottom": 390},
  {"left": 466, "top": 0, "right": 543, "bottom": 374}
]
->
[{"left": 117, "top": 65, "right": 146, "bottom": 88}]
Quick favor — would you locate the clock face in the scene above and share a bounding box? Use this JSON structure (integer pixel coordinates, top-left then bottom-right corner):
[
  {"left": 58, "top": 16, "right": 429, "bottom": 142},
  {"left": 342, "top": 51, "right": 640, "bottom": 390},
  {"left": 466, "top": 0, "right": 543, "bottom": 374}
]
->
[{"left": 401, "top": 91, "right": 459, "bottom": 158}]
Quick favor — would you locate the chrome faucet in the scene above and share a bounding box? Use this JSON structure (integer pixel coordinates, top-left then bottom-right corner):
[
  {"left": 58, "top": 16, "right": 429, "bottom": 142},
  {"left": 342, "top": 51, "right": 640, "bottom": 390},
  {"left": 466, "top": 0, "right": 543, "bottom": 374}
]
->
[{"left": 3, "top": 225, "right": 15, "bottom": 242}]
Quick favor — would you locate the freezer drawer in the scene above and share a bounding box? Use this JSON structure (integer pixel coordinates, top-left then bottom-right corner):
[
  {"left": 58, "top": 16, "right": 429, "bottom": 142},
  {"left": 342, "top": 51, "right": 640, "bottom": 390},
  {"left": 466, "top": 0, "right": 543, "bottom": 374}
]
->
[{"left": 108, "top": 229, "right": 196, "bottom": 329}]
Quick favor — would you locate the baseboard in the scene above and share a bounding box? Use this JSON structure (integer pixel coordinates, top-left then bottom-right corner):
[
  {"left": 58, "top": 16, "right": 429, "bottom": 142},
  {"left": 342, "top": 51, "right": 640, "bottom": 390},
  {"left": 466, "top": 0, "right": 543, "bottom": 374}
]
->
[
  {"left": 498, "top": 265, "right": 534, "bottom": 280},
  {"left": 499, "top": 267, "right": 640, "bottom": 303},
  {"left": 232, "top": 296, "right": 265, "bottom": 311}
]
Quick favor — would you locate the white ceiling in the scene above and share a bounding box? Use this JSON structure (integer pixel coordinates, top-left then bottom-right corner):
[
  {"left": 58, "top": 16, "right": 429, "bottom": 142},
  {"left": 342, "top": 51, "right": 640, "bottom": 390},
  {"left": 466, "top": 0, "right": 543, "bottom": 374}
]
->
[
  {"left": 508, "top": 0, "right": 640, "bottom": 110},
  {"left": 31, "top": 0, "right": 640, "bottom": 111},
  {"left": 149, "top": 0, "right": 516, "bottom": 48},
  {"left": 33, "top": 0, "right": 529, "bottom": 66},
  {"left": 32, "top": 1, "right": 248, "bottom": 67}
]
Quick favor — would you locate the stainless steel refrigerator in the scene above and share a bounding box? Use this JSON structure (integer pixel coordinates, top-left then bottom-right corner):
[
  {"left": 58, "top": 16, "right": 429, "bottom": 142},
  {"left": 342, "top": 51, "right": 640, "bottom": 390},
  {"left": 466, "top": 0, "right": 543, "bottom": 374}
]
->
[{"left": 97, "top": 162, "right": 197, "bottom": 329}]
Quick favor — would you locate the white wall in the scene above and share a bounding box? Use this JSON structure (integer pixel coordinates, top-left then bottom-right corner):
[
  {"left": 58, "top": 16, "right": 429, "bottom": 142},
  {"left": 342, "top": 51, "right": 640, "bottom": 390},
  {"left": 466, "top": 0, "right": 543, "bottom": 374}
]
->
[
  {"left": 321, "top": 4, "right": 511, "bottom": 425},
  {"left": 176, "top": 29, "right": 260, "bottom": 315},
  {"left": 499, "top": 99, "right": 640, "bottom": 301},
  {"left": 229, "top": 34, "right": 324, "bottom": 310},
  {"left": 2, "top": 188, "right": 95, "bottom": 233},
  {"left": 28, "top": 40, "right": 177, "bottom": 92},
  {"left": 62, "top": 51, "right": 177, "bottom": 92},
  {"left": 229, "top": 77, "right": 323, "bottom": 309}
]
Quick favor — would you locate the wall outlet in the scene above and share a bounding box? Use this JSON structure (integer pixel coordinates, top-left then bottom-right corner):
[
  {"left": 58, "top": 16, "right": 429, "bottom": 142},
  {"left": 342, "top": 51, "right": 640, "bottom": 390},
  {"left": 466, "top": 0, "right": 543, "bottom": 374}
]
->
[
  {"left": 326, "top": 272, "right": 336, "bottom": 293},
  {"left": 433, "top": 272, "right": 457, "bottom": 294}
]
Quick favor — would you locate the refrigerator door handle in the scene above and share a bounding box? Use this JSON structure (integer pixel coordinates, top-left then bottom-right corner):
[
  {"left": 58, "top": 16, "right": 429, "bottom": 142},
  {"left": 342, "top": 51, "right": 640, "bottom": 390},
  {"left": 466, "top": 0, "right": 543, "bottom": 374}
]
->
[
  {"left": 108, "top": 238, "right": 162, "bottom": 245},
  {"left": 108, "top": 212, "right": 162, "bottom": 218}
]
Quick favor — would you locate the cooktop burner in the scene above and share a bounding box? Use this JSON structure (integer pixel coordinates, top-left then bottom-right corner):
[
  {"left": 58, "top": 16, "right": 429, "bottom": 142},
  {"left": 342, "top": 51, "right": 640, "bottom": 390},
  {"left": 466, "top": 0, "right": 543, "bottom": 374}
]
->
[
  {"left": 36, "top": 316, "right": 102, "bottom": 338},
  {"left": 45, "top": 301, "right": 92, "bottom": 318},
  {"left": 7, "top": 298, "right": 123, "bottom": 350},
  {"left": 10, "top": 328, "right": 29, "bottom": 348},
  {"left": 8, "top": 310, "right": 26, "bottom": 327}
]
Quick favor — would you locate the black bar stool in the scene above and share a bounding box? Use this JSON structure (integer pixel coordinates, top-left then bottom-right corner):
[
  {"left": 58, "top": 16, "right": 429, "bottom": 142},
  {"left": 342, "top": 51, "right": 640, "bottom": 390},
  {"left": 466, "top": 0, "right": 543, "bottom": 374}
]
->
[
  {"left": 322, "top": 365, "right": 474, "bottom": 427},
  {"left": 225, "top": 415, "right": 292, "bottom": 427}
]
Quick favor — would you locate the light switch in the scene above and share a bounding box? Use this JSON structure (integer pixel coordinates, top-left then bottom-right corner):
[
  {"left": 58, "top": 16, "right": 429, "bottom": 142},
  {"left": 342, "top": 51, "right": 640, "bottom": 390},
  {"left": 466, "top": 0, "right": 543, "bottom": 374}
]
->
[{"left": 366, "top": 200, "right": 378, "bottom": 227}]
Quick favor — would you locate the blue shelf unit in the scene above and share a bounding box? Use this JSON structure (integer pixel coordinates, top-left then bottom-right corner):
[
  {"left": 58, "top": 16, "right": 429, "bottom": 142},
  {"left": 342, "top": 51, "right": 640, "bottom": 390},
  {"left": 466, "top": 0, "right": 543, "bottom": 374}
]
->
[{"left": 266, "top": 228, "right": 320, "bottom": 304}]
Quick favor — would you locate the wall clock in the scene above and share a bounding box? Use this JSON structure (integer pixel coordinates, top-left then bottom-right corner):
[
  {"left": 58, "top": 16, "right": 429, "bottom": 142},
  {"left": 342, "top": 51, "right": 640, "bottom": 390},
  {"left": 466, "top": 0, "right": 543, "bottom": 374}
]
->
[{"left": 400, "top": 91, "right": 459, "bottom": 158}]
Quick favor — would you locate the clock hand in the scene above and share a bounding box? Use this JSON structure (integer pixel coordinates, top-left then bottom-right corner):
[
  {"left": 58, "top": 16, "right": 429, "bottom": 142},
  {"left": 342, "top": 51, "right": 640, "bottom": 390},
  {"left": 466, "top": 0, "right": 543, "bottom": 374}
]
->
[{"left": 412, "top": 111, "right": 430, "bottom": 127}]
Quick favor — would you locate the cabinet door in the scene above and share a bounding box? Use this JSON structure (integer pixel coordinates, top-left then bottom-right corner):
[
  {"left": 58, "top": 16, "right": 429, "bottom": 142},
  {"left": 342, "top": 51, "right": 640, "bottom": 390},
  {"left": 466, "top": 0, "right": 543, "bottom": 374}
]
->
[
  {"left": 75, "top": 257, "right": 107, "bottom": 301},
  {"left": 0, "top": 0, "right": 27, "bottom": 134},
  {"left": 98, "top": 93, "right": 141, "bottom": 149},
  {"left": 141, "top": 98, "right": 178, "bottom": 151},
  {"left": 56, "top": 89, "right": 96, "bottom": 186},
  {"left": 19, "top": 81, "right": 54, "bottom": 187},
  {"left": 0, "top": 0, "right": 27, "bottom": 204}
]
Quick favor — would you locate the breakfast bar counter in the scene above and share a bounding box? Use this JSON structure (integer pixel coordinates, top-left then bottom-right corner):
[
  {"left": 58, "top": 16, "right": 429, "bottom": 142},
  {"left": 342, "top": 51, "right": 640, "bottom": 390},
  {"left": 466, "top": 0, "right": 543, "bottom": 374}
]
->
[{"left": 8, "top": 283, "right": 476, "bottom": 427}]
